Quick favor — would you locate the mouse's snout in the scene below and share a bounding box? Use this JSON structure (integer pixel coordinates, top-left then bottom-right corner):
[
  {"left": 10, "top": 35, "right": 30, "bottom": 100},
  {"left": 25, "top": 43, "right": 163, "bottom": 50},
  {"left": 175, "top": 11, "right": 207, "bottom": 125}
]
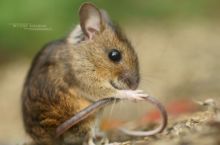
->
[{"left": 119, "top": 71, "right": 139, "bottom": 90}]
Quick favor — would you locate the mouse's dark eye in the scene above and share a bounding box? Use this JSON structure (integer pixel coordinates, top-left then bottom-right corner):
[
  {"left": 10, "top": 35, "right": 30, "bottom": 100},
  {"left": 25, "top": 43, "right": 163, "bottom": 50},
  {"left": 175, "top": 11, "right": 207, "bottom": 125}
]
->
[{"left": 108, "top": 49, "right": 122, "bottom": 62}]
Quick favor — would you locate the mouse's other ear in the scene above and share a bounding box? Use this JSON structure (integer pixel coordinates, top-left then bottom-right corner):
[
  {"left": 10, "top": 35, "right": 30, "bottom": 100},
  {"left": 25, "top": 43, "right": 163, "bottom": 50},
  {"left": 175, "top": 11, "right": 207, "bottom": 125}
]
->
[
  {"left": 79, "top": 3, "right": 103, "bottom": 39},
  {"left": 100, "top": 9, "right": 113, "bottom": 27}
]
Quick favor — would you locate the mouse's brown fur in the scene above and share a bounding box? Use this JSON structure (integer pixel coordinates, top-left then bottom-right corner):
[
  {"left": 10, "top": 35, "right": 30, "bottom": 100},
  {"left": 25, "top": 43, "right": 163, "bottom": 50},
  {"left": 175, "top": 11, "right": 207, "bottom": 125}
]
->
[{"left": 22, "top": 3, "right": 140, "bottom": 145}]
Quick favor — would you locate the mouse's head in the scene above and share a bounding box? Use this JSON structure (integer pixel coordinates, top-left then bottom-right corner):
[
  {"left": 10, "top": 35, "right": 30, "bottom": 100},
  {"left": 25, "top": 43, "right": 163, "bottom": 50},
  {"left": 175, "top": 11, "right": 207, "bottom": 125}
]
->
[{"left": 67, "top": 3, "right": 139, "bottom": 100}]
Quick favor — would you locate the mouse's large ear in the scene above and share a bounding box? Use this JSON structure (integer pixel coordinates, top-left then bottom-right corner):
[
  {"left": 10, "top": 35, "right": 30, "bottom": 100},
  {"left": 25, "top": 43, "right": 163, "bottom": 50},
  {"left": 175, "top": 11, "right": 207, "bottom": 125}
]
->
[
  {"left": 79, "top": 3, "right": 103, "bottom": 39},
  {"left": 100, "top": 9, "right": 113, "bottom": 27}
]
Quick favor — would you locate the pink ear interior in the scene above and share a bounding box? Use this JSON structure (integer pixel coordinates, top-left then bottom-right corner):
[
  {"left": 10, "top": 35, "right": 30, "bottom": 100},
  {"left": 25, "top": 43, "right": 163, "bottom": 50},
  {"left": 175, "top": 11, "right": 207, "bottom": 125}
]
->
[
  {"left": 87, "top": 27, "right": 98, "bottom": 38},
  {"left": 79, "top": 3, "right": 102, "bottom": 39}
]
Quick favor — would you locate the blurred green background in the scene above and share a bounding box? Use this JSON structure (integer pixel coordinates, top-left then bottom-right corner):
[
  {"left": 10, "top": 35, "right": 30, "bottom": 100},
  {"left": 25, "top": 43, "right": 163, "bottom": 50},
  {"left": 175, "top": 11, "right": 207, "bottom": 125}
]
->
[{"left": 0, "top": 0, "right": 219, "bottom": 62}]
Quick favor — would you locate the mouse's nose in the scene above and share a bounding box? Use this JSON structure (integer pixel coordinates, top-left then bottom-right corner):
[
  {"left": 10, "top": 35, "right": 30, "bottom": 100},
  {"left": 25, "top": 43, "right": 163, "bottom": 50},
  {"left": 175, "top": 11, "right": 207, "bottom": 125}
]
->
[{"left": 119, "top": 71, "right": 139, "bottom": 90}]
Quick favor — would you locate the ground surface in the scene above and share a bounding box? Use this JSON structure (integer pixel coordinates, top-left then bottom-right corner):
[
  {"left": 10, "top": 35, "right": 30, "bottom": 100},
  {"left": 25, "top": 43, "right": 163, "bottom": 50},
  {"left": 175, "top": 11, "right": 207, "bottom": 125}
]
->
[
  {"left": 0, "top": 21, "right": 220, "bottom": 144},
  {"left": 106, "top": 99, "right": 220, "bottom": 145}
]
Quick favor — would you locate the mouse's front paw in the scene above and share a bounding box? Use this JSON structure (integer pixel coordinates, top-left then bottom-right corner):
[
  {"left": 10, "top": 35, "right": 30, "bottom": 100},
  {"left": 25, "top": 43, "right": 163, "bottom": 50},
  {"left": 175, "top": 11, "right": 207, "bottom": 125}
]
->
[{"left": 115, "top": 90, "right": 148, "bottom": 101}]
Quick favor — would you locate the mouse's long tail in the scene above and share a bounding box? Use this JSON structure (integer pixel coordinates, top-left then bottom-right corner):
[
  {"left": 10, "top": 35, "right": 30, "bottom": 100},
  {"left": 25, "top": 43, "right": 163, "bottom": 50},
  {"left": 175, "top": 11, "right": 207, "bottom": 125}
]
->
[
  {"left": 56, "top": 98, "right": 120, "bottom": 137},
  {"left": 56, "top": 95, "right": 168, "bottom": 137},
  {"left": 118, "top": 95, "right": 168, "bottom": 136}
]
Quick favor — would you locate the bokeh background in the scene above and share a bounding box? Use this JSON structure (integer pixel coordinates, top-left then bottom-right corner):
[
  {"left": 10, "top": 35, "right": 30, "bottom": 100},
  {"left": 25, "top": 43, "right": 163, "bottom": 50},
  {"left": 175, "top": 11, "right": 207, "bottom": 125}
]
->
[{"left": 0, "top": 0, "right": 220, "bottom": 144}]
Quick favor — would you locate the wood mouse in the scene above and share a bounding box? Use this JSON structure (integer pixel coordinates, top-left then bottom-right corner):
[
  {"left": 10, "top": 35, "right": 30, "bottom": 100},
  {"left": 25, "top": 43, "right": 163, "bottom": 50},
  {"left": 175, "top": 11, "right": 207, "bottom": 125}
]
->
[{"left": 22, "top": 2, "right": 148, "bottom": 145}]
